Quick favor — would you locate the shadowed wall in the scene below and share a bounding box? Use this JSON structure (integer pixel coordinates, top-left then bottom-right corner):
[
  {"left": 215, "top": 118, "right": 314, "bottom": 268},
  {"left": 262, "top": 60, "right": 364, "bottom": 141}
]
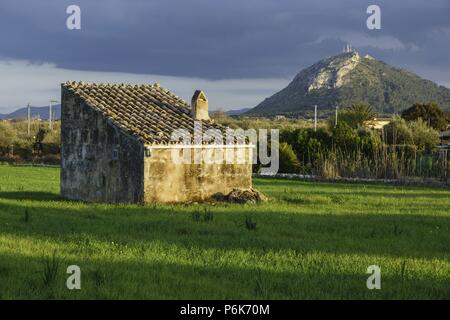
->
[{"left": 61, "top": 86, "right": 145, "bottom": 203}]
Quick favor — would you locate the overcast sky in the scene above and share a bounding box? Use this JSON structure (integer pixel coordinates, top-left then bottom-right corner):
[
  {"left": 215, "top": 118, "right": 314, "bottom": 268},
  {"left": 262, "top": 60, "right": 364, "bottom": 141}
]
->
[{"left": 0, "top": 0, "right": 449, "bottom": 112}]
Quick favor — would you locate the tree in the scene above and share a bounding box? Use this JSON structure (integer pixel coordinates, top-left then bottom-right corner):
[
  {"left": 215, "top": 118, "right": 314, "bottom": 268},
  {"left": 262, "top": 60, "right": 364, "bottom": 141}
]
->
[
  {"left": 401, "top": 102, "right": 449, "bottom": 131},
  {"left": 409, "top": 119, "right": 440, "bottom": 153},
  {"left": 33, "top": 127, "right": 48, "bottom": 155},
  {"left": 0, "top": 121, "right": 17, "bottom": 155},
  {"left": 281, "top": 128, "right": 332, "bottom": 166},
  {"left": 357, "top": 127, "right": 382, "bottom": 155},
  {"left": 332, "top": 121, "right": 360, "bottom": 151},
  {"left": 383, "top": 116, "right": 439, "bottom": 152},
  {"left": 383, "top": 116, "right": 413, "bottom": 146},
  {"left": 334, "top": 103, "right": 377, "bottom": 129}
]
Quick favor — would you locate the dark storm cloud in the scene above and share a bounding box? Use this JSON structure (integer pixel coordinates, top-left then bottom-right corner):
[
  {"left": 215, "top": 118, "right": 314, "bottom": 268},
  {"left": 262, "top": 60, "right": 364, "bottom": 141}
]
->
[{"left": 0, "top": 0, "right": 449, "bottom": 80}]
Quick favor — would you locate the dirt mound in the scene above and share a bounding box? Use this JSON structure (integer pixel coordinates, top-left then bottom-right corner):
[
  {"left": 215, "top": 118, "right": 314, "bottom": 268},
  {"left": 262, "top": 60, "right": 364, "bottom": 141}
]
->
[{"left": 212, "top": 188, "right": 267, "bottom": 204}]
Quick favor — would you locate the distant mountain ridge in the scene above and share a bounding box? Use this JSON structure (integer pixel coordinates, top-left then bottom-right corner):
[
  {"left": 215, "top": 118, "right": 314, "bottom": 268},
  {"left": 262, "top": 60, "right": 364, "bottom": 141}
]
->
[
  {"left": 225, "top": 108, "right": 252, "bottom": 116},
  {"left": 0, "top": 105, "right": 61, "bottom": 120},
  {"left": 247, "top": 52, "right": 450, "bottom": 116}
]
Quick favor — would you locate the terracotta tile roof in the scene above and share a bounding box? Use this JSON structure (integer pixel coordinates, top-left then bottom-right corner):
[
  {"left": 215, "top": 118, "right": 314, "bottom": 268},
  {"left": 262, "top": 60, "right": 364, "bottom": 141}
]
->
[{"left": 63, "top": 81, "right": 241, "bottom": 145}]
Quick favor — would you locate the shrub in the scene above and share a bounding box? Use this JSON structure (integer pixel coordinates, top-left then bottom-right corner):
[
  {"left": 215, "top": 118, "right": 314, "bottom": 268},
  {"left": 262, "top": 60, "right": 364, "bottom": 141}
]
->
[
  {"left": 0, "top": 121, "right": 17, "bottom": 155},
  {"left": 384, "top": 117, "right": 439, "bottom": 153},
  {"left": 42, "top": 143, "right": 61, "bottom": 155},
  {"left": 278, "top": 142, "right": 301, "bottom": 173},
  {"left": 43, "top": 128, "right": 61, "bottom": 145},
  {"left": 36, "top": 154, "right": 61, "bottom": 165},
  {"left": 12, "top": 138, "right": 33, "bottom": 161},
  {"left": 281, "top": 127, "right": 331, "bottom": 168},
  {"left": 409, "top": 119, "right": 440, "bottom": 153},
  {"left": 383, "top": 116, "right": 413, "bottom": 145},
  {"left": 401, "top": 102, "right": 449, "bottom": 131},
  {"left": 357, "top": 127, "right": 382, "bottom": 156},
  {"left": 332, "top": 122, "right": 360, "bottom": 151}
]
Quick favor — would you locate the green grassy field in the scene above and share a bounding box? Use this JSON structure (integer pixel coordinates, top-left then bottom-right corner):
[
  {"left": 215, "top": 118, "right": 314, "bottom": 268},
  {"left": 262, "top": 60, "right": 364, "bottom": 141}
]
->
[{"left": 0, "top": 165, "right": 448, "bottom": 299}]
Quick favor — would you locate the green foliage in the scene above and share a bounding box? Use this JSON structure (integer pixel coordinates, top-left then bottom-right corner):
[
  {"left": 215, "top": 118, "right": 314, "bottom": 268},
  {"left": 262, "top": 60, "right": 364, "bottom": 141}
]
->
[
  {"left": 0, "top": 166, "right": 449, "bottom": 299},
  {"left": 383, "top": 117, "right": 413, "bottom": 145},
  {"left": 42, "top": 251, "right": 61, "bottom": 288},
  {"left": 357, "top": 127, "right": 382, "bottom": 155},
  {"left": 401, "top": 102, "right": 449, "bottom": 131},
  {"left": 35, "top": 127, "right": 48, "bottom": 143},
  {"left": 0, "top": 120, "right": 60, "bottom": 163},
  {"left": 277, "top": 115, "right": 444, "bottom": 178},
  {"left": 409, "top": 119, "right": 440, "bottom": 152},
  {"left": 43, "top": 127, "right": 61, "bottom": 145},
  {"left": 22, "top": 208, "right": 31, "bottom": 223},
  {"left": 192, "top": 208, "right": 214, "bottom": 223},
  {"left": 12, "top": 138, "right": 34, "bottom": 161},
  {"left": 278, "top": 142, "right": 301, "bottom": 173},
  {"left": 0, "top": 121, "right": 17, "bottom": 154},
  {"left": 245, "top": 216, "right": 257, "bottom": 231},
  {"left": 281, "top": 127, "right": 332, "bottom": 167},
  {"left": 338, "top": 103, "right": 377, "bottom": 129},
  {"left": 214, "top": 114, "right": 320, "bottom": 131},
  {"left": 384, "top": 116, "right": 439, "bottom": 152},
  {"left": 332, "top": 122, "right": 360, "bottom": 151}
]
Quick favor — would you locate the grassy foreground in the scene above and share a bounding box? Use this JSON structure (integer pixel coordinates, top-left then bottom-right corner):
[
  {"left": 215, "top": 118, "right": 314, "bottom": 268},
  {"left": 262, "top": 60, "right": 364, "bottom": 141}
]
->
[{"left": 0, "top": 165, "right": 448, "bottom": 299}]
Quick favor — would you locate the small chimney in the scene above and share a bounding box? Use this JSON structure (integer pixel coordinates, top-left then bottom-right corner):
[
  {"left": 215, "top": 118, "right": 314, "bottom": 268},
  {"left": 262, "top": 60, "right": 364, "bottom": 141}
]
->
[{"left": 190, "top": 90, "right": 209, "bottom": 120}]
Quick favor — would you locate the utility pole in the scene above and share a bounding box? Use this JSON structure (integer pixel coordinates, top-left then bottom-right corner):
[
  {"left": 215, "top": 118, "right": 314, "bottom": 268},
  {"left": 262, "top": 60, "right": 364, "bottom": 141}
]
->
[
  {"left": 444, "top": 149, "right": 448, "bottom": 183},
  {"left": 335, "top": 106, "right": 339, "bottom": 127},
  {"left": 27, "top": 103, "right": 31, "bottom": 136},
  {"left": 49, "top": 101, "right": 52, "bottom": 130},
  {"left": 314, "top": 105, "right": 317, "bottom": 132},
  {"left": 49, "top": 100, "right": 58, "bottom": 130}
]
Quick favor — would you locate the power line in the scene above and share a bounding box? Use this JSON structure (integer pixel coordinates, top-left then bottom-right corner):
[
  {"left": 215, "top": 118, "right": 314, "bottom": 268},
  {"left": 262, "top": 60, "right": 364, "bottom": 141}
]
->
[{"left": 49, "top": 100, "right": 59, "bottom": 130}]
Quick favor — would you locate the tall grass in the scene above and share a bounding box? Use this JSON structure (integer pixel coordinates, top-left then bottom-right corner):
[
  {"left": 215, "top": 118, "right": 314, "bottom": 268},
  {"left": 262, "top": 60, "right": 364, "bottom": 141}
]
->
[
  {"left": 287, "top": 124, "right": 448, "bottom": 180},
  {"left": 312, "top": 145, "right": 449, "bottom": 180}
]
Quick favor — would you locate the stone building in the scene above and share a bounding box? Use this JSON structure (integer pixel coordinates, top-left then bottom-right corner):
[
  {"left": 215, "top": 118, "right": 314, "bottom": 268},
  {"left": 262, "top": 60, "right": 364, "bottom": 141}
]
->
[{"left": 60, "top": 82, "right": 253, "bottom": 203}]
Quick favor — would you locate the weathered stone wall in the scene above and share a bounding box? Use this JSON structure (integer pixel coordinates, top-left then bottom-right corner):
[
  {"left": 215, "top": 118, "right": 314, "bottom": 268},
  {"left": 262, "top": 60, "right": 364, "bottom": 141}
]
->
[
  {"left": 60, "top": 86, "right": 145, "bottom": 203},
  {"left": 143, "top": 147, "right": 252, "bottom": 203}
]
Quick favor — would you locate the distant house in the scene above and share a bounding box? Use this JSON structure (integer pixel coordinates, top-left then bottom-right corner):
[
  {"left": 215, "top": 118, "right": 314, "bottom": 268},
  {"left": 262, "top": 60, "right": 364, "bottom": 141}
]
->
[
  {"left": 364, "top": 118, "right": 391, "bottom": 130},
  {"left": 60, "top": 82, "right": 252, "bottom": 203}
]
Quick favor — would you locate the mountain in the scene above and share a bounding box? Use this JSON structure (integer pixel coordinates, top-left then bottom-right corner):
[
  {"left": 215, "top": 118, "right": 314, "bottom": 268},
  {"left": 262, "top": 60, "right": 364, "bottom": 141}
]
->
[
  {"left": 225, "top": 107, "right": 252, "bottom": 116},
  {"left": 247, "top": 52, "right": 450, "bottom": 116},
  {"left": 0, "top": 104, "right": 61, "bottom": 120}
]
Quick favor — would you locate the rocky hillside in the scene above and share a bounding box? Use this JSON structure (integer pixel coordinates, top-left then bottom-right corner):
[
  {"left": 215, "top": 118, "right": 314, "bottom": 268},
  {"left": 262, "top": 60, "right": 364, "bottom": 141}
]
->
[{"left": 248, "top": 52, "right": 450, "bottom": 116}]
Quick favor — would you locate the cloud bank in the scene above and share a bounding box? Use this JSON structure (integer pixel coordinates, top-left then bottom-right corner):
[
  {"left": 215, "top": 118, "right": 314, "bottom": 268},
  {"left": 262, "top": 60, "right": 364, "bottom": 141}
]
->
[
  {"left": 0, "top": 59, "right": 289, "bottom": 112},
  {"left": 0, "top": 0, "right": 449, "bottom": 110}
]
